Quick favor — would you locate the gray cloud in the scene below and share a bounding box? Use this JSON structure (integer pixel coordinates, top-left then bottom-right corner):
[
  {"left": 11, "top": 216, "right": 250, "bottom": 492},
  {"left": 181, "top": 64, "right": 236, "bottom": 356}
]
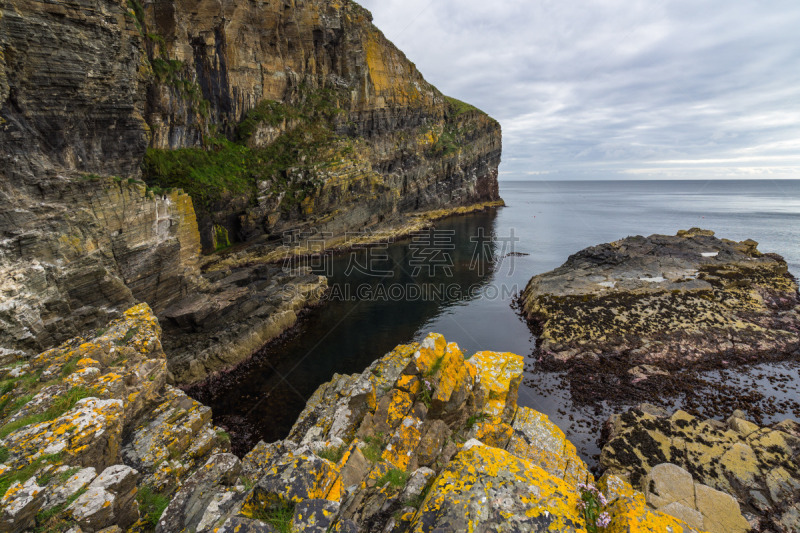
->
[{"left": 358, "top": 0, "right": 800, "bottom": 180}]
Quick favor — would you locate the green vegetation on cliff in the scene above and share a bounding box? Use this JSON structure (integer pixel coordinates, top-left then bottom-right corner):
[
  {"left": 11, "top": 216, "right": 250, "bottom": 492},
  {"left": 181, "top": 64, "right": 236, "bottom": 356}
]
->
[{"left": 142, "top": 87, "right": 348, "bottom": 210}]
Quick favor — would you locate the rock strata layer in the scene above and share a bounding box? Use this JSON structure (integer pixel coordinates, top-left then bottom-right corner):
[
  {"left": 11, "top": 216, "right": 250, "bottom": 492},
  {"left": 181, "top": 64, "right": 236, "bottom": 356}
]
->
[
  {"left": 520, "top": 229, "right": 800, "bottom": 368},
  {"left": 0, "top": 0, "right": 502, "bottom": 372},
  {"left": 0, "top": 308, "right": 704, "bottom": 532}
]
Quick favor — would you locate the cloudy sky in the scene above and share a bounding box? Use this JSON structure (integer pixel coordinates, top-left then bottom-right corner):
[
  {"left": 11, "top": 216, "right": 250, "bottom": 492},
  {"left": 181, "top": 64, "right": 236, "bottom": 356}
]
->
[{"left": 358, "top": 0, "right": 800, "bottom": 181}]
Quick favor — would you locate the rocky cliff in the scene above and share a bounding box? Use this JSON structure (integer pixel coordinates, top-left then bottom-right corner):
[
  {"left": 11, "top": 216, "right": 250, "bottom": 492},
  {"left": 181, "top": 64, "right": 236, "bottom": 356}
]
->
[
  {"left": 138, "top": 0, "right": 502, "bottom": 251},
  {"left": 0, "top": 307, "right": 709, "bottom": 533},
  {"left": 0, "top": 0, "right": 502, "bottom": 368}
]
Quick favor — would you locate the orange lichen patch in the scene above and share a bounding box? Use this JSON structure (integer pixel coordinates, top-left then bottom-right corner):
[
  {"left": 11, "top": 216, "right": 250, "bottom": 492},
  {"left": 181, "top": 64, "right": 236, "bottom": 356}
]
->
[
  {"left": 598, "top": 472, "right": 639, "bottom": 503},
  {"left": 469, "top": 350, "right": 524, "bottom": 422},
  {"left": 605, "top": 490, "right": 707, "bottom": 533},
  {"left": 432, "top": 342, "right": 471, "bottom": 404},
  {"left": 474, "top": 420, "right": 513, "bottom": 449},
  {"left": 412, "top": 333, "right": 447, "bottom": 375},
  {"left": 382, "top": 416, "right": 423, "bottom": 471},
  {"left": 507, "top": 407, "right": 593, "bottom": 486},
  {"left": 408, "top": 441, "right": 585, "bottom": 532},
  {"left": 368, "top": 343, "right": 419, "bottom": 392},
  {"left": 396, "top": 375, "right": 421, "bottom": 396},
  {"left": 383, "top": 390, "right": 414, "bottom": 430},
  {"left": 75, "top": 358, "right": 100, "bottom": 369}
]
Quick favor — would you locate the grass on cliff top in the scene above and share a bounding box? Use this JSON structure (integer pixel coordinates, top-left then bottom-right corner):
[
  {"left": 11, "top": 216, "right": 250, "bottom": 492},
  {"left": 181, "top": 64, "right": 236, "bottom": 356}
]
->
[{"left": 445, "top": 95, "right": 483, "bottom": 116}]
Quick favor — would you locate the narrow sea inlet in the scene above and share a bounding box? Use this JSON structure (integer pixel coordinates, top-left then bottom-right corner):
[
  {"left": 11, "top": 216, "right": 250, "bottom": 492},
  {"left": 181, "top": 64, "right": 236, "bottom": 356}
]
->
[{"left": 192, "top": 179, "right": 800, "bottom": 462}]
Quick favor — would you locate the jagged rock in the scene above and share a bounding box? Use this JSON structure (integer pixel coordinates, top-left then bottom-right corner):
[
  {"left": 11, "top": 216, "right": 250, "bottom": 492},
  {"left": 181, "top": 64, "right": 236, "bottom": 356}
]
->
[
  {"left": 0, "top": 477, "right": 45, "bottom": 533},
  {"left": 157, "top": 453, "right": 243, "bottom": 533},
  {"left": 601, "top": 406, "right": 800, "bottom": 531},
  {"left": 86, "top": 465, "right": 140, "bottom": 530},
  {"left": 0, "top": 305, "right": 227, "bottom": 531},
  {"left": 291, "top": 499, "right": 341, "bottom": 533},
  {"left": 407, "top": 440, "right": 585, "bottom": 532},
  {"left": 505, "top": 406, "right": 592, "bottom": 486},
  {"left": 520, "top": 229, "right": 800, "bottom": 367}
]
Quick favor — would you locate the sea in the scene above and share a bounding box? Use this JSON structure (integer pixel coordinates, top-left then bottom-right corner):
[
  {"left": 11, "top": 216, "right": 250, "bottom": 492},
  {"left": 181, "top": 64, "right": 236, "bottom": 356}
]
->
[{"left": 194, "top": 179, "right": 800, "bottom": 463}]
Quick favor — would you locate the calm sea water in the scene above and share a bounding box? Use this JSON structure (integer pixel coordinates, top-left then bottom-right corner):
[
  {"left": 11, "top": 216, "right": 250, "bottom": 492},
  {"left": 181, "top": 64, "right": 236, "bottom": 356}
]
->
[{"left": 197, "top": 179, "right": 800, "bottom": 460}]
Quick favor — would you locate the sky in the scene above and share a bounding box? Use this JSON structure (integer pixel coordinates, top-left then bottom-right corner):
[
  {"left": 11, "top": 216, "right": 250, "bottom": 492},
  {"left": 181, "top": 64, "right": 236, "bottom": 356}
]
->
[{"left": 358, "top": 0, "right": 800, "bottom": 181}]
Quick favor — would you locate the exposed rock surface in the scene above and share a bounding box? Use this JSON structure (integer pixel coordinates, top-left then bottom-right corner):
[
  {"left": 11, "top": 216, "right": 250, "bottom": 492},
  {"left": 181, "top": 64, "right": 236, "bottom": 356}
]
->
[
  {"left": 520, "top": 229, "right": 800, "bottom": 369},
  {"left": 161, "top": 264, "right": 327, "bottom": 384},
  {"left": 1, "top": 312, "right": 698, "bottom": 532},
  {"left": 138, "top": 0, "right": 503, "bottom": 250},
  {"left": 0, "top": 0, "right": 502, "bottom": 374},
  {"left": 0, "top": 304, "right": 230, "bottom": 532},
  {"left": 601, "top": 404, "right": 800, "bottom": 531}
]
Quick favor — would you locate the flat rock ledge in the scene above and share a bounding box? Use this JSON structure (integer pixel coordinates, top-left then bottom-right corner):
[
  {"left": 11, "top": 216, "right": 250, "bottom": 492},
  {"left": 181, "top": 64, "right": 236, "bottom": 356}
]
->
[
  {"left": 519, "top": 228, "right": 800, "bottom": 368},
  {"left": 0, "top": 306, "right": 713, "bottom": 532}
]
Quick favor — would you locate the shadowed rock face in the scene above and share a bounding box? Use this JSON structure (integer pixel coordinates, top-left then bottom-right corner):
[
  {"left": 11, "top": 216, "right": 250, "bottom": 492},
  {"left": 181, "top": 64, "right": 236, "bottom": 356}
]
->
[{"left": 519, "top": 228, "right": 800, "bottom": 369}]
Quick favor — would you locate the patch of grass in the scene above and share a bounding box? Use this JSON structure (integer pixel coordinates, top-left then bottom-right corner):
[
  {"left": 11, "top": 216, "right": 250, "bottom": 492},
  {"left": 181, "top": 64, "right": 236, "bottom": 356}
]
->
[
  {"left": 424, "top": 355, "right": 445, "bottom": 377},
  {"left": 137, "top": 485, "right": 170, "bottom": 528},
  {"left": 250, "top": 502, "right": 295, "bottom": 533},
  {"left": 0, "top": 453, "right": 62, "bottom": 498},
  {"left": 60, "top": 355, "right": 81, "bottom": 377},
  {"left": 36, "top": 470, "right": 54, "bottom": 486},
  {"left": 115, "top": 326, "right": 140, "bottom": 346},
  {"left": 216, "top": 429, "right": 231, "bottom": 445},
  {"left": 317, "top": 444, "right": 346, "bottom": 464},
  {"left": 464, "top": 412, "right": 489, "bottom": 432},
  {"left": 0, "top": 446, "right": 8, "bottom": 463},
  {"left": 444, "top": 95, "right": 482, "bottom": 117},
  {"left": 57, "top": 467, "right": 81, "bottom": 483},
  {"left": 0, "top": 387, "right": 93, "bottom": 438},
  {"left": 361, "top": 434, "right": 385, "bottom": 463},
  {"left": 376, "top": 468, "right": 409, "bottom": 489},
  {"left": 237, "top": 100, "right": 293, "bottom": 141}
]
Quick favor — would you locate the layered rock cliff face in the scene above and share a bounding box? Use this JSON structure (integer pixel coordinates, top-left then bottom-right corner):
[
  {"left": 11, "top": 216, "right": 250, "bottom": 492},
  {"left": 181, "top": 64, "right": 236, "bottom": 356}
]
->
[
  {"left": 0, "top": 0, "right": 202, "bottom": 356},
  {"left": 0, "top": 0, "right": 502, "bottom": 364},
  {"left": 138, "top": 0, "right": 502, "bottom": 251}
]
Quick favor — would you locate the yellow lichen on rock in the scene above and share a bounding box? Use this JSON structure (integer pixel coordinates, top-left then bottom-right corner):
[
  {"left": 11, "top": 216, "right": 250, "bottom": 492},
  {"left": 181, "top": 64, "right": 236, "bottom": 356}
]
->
[{"left": 468, "top": 350, "right": 523, "bottom": 422}]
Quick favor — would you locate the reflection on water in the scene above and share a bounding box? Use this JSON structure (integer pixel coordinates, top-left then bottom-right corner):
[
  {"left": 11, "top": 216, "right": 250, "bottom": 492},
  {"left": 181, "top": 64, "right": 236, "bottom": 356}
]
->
[{"left": 193, "top": 211, "right": 501, "bottom": 454}]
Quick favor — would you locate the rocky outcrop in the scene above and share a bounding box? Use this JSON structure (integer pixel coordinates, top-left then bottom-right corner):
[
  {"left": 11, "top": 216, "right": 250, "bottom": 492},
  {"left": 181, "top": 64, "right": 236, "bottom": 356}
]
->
[
  {"left": 0, "top": 0, "right": 502, "bottom": 370},
  {"left": 138, "top": 0, "right": 502, "bottom": 251},
  {"left": 0, "top": 304, "right": 230, "bottom": 532},
  {"left": 600, "top": 404, "right": 800, "bottom": 532},
  {"left": 1, "top": 312, "right": 698, "bottom": 532},
  {"left": 519, "top": 228, "right": 800, "bottom": 369},
  {"left": 161, "top": 264, "right": 327, "bottom": 384}
]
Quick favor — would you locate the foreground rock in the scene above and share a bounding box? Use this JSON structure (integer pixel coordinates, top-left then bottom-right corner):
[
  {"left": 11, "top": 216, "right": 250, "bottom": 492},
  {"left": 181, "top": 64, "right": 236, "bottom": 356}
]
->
[
  {"left": 520, "top": 228, "right": 799, "bottom": 369},
  {"left": 601, "top": 404, "right": 800, "bottom": 532},
  {"left": 1, "top": 310, "right": 699, "bottom": 532},
  {"left": 0, "top": 304, "right": 230, "bottom": 532}
]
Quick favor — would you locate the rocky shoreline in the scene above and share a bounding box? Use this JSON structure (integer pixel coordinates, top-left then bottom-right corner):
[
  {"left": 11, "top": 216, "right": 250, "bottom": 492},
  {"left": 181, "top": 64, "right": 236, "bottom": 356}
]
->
[{"left": 2, "top": 306, "right": 738, "bottom": 532}]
